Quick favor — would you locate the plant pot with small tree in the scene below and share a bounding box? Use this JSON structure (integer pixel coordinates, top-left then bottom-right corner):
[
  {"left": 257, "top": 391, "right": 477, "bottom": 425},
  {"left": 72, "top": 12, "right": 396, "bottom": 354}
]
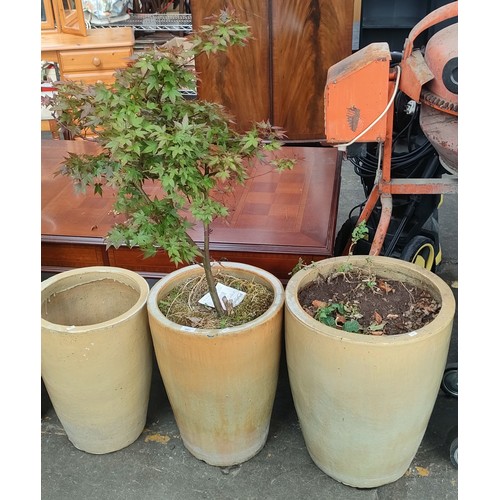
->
[
  {"left": 46, "top": 10, "right": 295, "bottom": 466},
  {"left": 284, "top": 221, "right": 456, "bottom": 487}
]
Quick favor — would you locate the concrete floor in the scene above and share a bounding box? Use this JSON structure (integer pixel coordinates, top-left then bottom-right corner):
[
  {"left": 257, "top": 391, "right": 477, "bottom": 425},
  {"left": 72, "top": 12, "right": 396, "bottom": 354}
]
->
[{"left": 41, "top": 159, "right": 458, "bottom": 499}]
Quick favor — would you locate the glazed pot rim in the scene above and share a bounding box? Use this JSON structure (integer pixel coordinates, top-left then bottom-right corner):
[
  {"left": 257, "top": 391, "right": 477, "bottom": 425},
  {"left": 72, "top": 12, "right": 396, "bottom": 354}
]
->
[
  {"left": 41, "top": 266, "right": 150, "bottom": 333},
  {"left": 285, "top": 255, "right": 456, "bottom": 345},
  {"left": 147, "top": 262, "right": 285, "bottom": 336}
]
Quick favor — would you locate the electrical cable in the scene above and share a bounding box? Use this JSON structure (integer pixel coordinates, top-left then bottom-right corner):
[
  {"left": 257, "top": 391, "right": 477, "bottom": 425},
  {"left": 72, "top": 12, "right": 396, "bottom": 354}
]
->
[
  {"left": 334, "top": 66, "right": 401, "bottom": 152},
  {"left": 348, "top": 202, "right": 366, "bottom": 220},
  {"left": 347, "top": 86, "right": 435, "bottom": 183}
]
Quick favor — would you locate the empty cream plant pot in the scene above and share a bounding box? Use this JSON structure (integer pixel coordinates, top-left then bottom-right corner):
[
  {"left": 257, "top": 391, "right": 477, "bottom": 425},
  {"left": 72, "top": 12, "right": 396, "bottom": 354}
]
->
[
  {"left": 147, "top": 262, "right": 284, "bottom": 466},
  {"left": 41, "top": 266, "right": 153, "bottom": 454},
  {"left": 284, "top": 256, "right": 456, "bottom": 488}
]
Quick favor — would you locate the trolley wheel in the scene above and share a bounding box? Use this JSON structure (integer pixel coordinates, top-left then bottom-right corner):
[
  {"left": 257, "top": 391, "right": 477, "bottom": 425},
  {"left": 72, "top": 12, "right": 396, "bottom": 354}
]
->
[
  {"left": 449, "top": 437, "right": 458, "bottom": 469},
  {"left": 400, "top": 235, "right": 436, "bottom": 271},
  {"left": 445, "top": 425, "right": 458, "bottom": 469},
  {"left": 441, "top": 362, "right": 458, "bottom": 397}
]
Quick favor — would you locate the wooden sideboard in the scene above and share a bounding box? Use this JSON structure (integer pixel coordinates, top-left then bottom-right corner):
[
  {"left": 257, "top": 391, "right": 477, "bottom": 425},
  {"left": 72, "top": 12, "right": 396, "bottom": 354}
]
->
[
  {"left": 41, "top": 140, "right": 342, "bottom": 281},
  {"left": 41, "top": 27, "right": 135, "bottom": 84}
]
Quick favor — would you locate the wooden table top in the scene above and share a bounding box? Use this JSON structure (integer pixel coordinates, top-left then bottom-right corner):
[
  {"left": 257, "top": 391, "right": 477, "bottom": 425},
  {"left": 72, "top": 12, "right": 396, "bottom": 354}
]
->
[
  {"left": 41, "top": 27, "right": 135, "bottom": 52},
  {"left": 42, "top": 139, "right": 341, "bottom": 248},
  {"left": 42, "top": 140, "right": 116, "bottom": 244},
  {"left": 41, "top": 139, "right": 342, "bottom": 278}
]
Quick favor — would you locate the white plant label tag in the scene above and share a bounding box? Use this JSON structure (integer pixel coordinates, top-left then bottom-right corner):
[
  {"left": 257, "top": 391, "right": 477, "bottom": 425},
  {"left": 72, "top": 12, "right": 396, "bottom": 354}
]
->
[{"left": 198, "top": 283, "right": 246, "bottom": 310}]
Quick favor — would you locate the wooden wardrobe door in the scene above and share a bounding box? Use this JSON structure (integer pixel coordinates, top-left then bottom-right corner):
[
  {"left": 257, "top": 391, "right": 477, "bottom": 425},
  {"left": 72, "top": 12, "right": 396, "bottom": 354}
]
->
[
  {"left": 190, "top": 0, "right": 271, "bottom": 133},
  {"left": 271, "top": 0, "right": 354, "bottom": 141},
  {"left": 191, "top": 1, "right": 354, "bottom": 140}
]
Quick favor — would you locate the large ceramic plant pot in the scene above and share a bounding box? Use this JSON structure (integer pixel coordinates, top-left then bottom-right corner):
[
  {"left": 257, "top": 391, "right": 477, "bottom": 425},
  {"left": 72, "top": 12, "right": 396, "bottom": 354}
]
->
[
  {"left": 41, "top": 266, "right": 152, "bottom": 454},
  {"left": 285, "top": 255, "right": 456, "bottom": 488},
  {"left": 147, "top": 262, "right": 284, "bottom": 466}
]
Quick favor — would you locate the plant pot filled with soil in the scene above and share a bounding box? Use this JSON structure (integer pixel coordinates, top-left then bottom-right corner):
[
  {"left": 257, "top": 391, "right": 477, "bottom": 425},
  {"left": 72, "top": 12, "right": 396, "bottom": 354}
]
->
[
  {"left": 46, "top": 10, "right": 295, "bottom": 466},
  {"left": 147, "top": 262, "right": 284, "bottom": 466},
  {"left": 41, "top": 266, "right": 152, "bottom": 454},
  {"left": 284, "top": 254, "right": 456, "bottom": 488}
]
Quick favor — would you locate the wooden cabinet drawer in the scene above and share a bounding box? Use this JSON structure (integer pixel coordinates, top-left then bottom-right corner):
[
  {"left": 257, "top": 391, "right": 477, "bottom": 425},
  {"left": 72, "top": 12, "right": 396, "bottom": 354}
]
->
[
  {"left": 42, "top": 242, "right": 107, "bottom": 268},
  {"left": 59, "top": 47, "right": 132, "bottom": 73},
  {"left": 62, "top": 70, "right": 120, "bottom": 84}
]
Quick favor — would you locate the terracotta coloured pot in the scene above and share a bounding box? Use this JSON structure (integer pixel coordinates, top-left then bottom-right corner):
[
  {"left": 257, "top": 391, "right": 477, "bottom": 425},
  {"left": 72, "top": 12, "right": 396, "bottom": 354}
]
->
[
  {"left": 285, "top": 255, "right": 456, "bottom": 488},
  {"left": 41, "top": 266, "right": 152, "bottom": 454},
  {"left": 147, "top": 262, "right": 284, "bottom": 466}
]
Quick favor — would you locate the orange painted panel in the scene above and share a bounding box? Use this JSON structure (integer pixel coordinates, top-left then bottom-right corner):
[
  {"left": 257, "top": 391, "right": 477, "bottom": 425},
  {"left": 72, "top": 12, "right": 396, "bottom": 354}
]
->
[{"left": 324, "top": 43, "right": 391, "bottom": 144}]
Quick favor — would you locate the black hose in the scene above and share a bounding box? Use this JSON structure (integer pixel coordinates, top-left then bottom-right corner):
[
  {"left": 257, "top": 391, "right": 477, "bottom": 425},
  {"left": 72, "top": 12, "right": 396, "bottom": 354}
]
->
[{"left": 349, "top": 141, "right": 435, "bottom": 178}]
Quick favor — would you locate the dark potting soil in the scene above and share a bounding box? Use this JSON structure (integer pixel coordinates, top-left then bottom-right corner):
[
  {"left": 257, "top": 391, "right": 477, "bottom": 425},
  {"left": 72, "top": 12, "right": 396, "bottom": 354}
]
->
[{"left": 298, "top": 267, "right": 441, "bottom": 336}]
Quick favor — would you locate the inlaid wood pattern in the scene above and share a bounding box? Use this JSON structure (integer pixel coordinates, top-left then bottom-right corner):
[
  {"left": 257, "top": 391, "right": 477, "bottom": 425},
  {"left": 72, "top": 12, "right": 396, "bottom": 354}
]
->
[{"left": 41, "top": 140, "right": 342, "bottom": 280}]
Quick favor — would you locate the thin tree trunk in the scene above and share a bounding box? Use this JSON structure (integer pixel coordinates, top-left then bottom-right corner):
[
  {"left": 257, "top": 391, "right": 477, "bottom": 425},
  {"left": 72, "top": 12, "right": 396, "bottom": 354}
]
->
[{"left": 202, "top": 222, "right": 225, "bottom": 316}]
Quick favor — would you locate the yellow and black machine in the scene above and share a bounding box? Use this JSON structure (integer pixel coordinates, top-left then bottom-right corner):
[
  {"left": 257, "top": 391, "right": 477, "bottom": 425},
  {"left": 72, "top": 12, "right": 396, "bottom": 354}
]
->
[{"left": 325, "top": 1, "right": 458, "bottom": 273}]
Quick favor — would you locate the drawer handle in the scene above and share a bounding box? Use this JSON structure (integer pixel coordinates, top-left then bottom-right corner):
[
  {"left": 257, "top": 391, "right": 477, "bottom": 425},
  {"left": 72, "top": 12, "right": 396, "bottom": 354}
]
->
[{"left": 92, "top": 57, "right": 102, "bottom": 67}]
